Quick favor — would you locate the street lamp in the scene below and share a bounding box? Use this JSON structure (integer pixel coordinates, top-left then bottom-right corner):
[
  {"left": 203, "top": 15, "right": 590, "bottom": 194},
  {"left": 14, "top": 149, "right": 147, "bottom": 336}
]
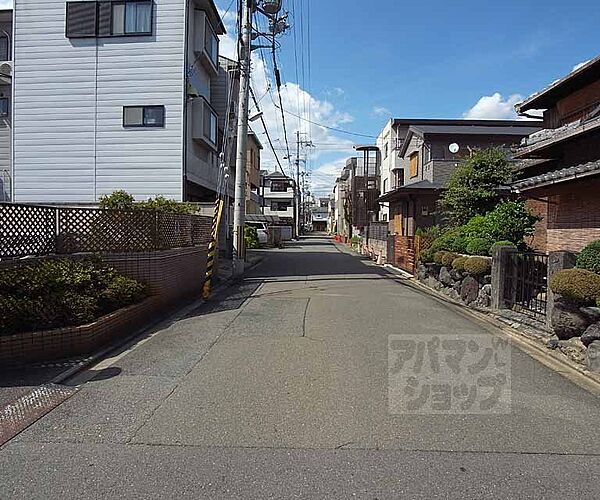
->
[{"left": 261, "top": 0, "right": 283, "bottom": 15}]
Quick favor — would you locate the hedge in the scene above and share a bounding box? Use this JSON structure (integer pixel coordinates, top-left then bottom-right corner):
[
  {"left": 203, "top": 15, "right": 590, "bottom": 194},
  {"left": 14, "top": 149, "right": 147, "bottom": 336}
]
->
[
  {"left": 0, "top": 259, "right": 148, "bottom": 336},
  {"left": 464, "top": 257, "right": 492, "bottom": 275},
  {"left": 550, "top": 268, "right": 600, "bottom": 305},
  {"left": 576, "top": 240, "right": 600, "bottom": 274}
]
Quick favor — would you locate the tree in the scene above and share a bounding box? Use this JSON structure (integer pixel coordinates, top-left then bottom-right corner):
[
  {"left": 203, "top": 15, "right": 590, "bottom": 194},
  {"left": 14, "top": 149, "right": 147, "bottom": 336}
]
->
[{"left": 441, "top": 148, "right": 513, "bottom": 226}]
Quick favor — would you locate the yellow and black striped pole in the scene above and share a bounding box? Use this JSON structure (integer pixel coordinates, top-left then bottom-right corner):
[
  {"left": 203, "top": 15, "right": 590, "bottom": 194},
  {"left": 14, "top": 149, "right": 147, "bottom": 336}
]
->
[{"left": 202, "top": 197, "right": 225, "bottom": 299}]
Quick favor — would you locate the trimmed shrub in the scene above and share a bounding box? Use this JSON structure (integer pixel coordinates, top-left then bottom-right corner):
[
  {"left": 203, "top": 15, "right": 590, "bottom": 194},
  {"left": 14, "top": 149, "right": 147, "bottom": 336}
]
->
[
  {"left": 434, "top": 251, "right": 449, "bottom": 265},
  {"left": 466, "top": 237, "right": 493, "bottom": 256},
  {"left": 99, "top": 190, "right": 195, "bottom": 214},
  {"left": 464, "top": 256, "right": 492, "bottom": 275},
  {"left": 550, "top": 268, "right": 600, "bottom": 305},
  {"left": 597, "top": 296, "right": 600, "bottom": 308},
  {"left": 576, "top": 240, "right": 600, "bottom": 274},
  {"left": 441, "top": 252, "right": 458, "bottom": 267},
  {"left": 452, "top": 256, "right": 469, "bottom": 272},
  {"left": 490, "top": 241, "right": 516, "bottom": 252},
  {"left": 0, "top": 259, "right": 148, "bottom": 336},
  {"left": 430, "top": 228, "right": 468, "bottom": 254},
  {"left": 419, "top": 248, "right": 435, "bottom": 263},
  {"left": 99, "top": 190, "right": 135, "bottom": 211}
]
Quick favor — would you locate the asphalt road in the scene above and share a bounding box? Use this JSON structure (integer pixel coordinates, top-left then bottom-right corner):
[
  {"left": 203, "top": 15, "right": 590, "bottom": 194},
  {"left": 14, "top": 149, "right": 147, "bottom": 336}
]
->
[{"left": 1, "top": 237, "right": 599, "bottom": 499}]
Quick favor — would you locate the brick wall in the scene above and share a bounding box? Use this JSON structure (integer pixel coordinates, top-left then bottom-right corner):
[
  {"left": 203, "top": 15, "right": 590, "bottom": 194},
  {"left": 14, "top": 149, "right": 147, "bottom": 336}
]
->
[
  {"left": 394, "top": 235, "right": 415, "bottom": 273},
  {"left": 525, "top": 198, "right": 549, "bottom": 252},
  {"left": 545, "top": 178, "right": 600, "bottom": 253}
]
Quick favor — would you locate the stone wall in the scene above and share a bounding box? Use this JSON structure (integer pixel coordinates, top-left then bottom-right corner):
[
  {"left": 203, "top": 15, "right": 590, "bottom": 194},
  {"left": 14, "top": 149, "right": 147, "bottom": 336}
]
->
[{"left": 416, "top": 262, "right": 492, "bottom": 309}]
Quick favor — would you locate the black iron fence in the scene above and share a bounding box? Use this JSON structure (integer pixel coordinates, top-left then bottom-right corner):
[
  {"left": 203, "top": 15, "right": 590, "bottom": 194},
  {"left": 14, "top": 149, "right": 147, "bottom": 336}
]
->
[
  {"left": 503, "top": 250, "right": 549, "bottom": 318},
  {"left": 1, "top": 203, "right": 212, "bottom": 259}
]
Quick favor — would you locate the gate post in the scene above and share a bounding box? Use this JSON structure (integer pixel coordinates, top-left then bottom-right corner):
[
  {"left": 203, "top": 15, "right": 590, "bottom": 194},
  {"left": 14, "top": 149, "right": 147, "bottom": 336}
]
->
[
  {"left": 546, "top": 251, "right": 577, "bottom": 328},
  {"left": 491, "top": 246, "right": 514, "bottom": 310}
]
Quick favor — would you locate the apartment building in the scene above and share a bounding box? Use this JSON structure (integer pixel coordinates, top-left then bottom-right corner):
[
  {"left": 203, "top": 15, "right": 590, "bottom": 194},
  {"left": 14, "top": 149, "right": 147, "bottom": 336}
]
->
[
  {"left": 260, "top": 170, "right": 295, "bottom": 223},
  {"left": 12, "top": 0, "right": 227, "bottom": 203},
  {"left": 246, "top": 130, "right": 262, "bottom": 214},
  {"left": 0, "top": 8, "right": 11, "bottom": 202}
]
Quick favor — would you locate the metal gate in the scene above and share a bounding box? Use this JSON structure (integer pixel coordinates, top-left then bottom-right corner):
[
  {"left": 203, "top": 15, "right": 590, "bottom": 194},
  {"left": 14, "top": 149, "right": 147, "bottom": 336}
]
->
[{"left": 503, "top": 251, "right": 549, "bottom": 318}]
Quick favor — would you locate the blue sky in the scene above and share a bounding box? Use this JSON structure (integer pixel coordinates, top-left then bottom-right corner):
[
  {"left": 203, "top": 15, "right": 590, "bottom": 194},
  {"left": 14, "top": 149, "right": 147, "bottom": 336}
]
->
[
  {"left": 3, "top": 0, "right": 598, "bottom": 196},
  {"left": 215, "top": 0, "right": 600, "bottom": 195}
]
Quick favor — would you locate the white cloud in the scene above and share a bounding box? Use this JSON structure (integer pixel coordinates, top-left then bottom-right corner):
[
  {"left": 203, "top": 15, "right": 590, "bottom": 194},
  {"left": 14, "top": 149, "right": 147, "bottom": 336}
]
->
[
  {"left": 572, "top": 60, "right": 591, "bottom": 72},
  {"left": 0, "top": 1, "right": 12, "bottom": 9},
  {"left": 463, "top": 93, "right": 523, "bottom": 119},
  {"left": 372, "top": 106, "right": 391, "bottom": 117},
  {"left": 217, "top": 17, "right": 355, "bottom": 196}
]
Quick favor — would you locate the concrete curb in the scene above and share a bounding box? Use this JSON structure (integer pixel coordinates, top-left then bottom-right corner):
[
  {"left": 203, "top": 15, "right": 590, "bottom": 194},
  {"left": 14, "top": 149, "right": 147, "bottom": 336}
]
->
[{"left": 333, "top": 240, "right": 600, "bottom": 397}]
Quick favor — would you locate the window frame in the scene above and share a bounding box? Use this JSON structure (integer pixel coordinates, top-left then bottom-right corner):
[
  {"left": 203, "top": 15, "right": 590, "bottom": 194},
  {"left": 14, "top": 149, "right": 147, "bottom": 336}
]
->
[
  {"left": 201, "top": 98, "right": 218, "bottom": 146},
  {"left": 0, "top": 35, "right": 9, "bottom": 62},
  {"left": 270, "top": 180, "right": 289, "bottom": 192},
  {"left": 123, "top": 105, "right": 165, "bottom": 128},
  {"left": 110, "top": 0, "right": 154, "bottom": 37},
  {"left": 203, "top": 18, "right": 219, "bottom": 68},
  {"left": 0, "top": 97, "right": 9, "bottom": 117},
  {"left": 409, "top": 152, "right": 419, "bottom": 178}
]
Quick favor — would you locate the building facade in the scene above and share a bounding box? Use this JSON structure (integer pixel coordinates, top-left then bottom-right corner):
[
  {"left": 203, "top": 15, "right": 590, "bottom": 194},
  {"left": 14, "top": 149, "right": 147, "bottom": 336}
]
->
[
  {"left": 260, "top": 170, "right": 295, "bottom": 222},
  {"left": 513, "top": 55, "right": 600, "bottom": 253},
  {"left": 246, "top": 130, "right": 262, "bottom": 214},
  {"left": 378, "top": 119, "right": 541, "bottom": 237},
  {"left": 12, "top": 0, "right": 226, "bottom": 203},
  {"left": 0, "top": 8, "right": 11, "bottom": 202}
]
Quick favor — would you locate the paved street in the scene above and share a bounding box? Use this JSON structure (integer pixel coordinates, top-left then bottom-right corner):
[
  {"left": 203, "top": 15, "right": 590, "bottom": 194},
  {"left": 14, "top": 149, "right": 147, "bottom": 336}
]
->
[{"left": 1, "top": 237, "right": 599, "bottom": 499}]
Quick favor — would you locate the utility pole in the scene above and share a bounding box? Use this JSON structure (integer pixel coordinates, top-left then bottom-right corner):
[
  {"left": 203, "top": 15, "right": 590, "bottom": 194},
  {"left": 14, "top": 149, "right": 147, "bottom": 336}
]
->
[
  {"left": 232, "top": 0, "right": 287, "bottom": 274},
  {"left": 232, "top": 0, "right": 252, "bottom": 275},
  {"left": 295, "top": 130, "right": 301, "bottom": 238}
]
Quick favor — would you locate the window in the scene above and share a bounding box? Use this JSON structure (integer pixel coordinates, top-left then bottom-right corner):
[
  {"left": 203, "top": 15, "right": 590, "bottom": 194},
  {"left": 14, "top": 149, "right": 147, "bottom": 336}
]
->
[
  {"left": 66, "top": 1, "right": 153, "bottom": 38},
  {"left": 123, "top": 105, "right": 165, "bottom": 127},
  {"left": 271, "top": 181, "right": 289, "bottom": 192},
  {"left": 383, "top": 142, "right": 389, "bottom": 159},
  {"left": 0, "top": 98, "right": 8, "bottom": 117},
  {"left": 204, "top": 21, "right": 219, "bottom": 67},
  {"left": 112, "top": 1, "right": 152, "bottom": 35},
  {"left": 202, "top": 102, "right": 218, "bottom": 145},
  {"left": 409, "top": 152, "right": 419, "bottom": 178},
  {"left": 393, "top": 169, "right": 404, "bottom": 188},
  {"left": 0, "top": 36, "right": 9, "bottom": 61},
  {"left": 271, "top": 201, "right": 291, "bottom": 212}
]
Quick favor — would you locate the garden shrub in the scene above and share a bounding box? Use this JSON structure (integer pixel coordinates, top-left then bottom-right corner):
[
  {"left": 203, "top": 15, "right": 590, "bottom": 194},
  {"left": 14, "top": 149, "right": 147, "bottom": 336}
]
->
[
  {"left": 99, "top": 190, "right": 135, "bottom": 211},
  {"left": 244, "top": 226, "right": 260, "bottom": 249},
  {"left": 419, "top": 248, "right": 435, "bottom": 263},
  {"left": 483, "top": 201, "right": 539, "bottom": 244},
  {"left": 441, "top": 252, "right": 458, "bottom": 267},
  {"left": 452, "top": 256, "right": 469, "bottom": 272},
  {"left": 434, "top": 251, "right": 449, "bottom": 265},
  {"left": 0, "top": 259, "right": 148, "bottom": 336},
  {"left": 490, "top": 241, "right": 516, "bottom": 252},
  {"left": 550, "top": 268, "right": 600, "bottom": 305},
  {"left": 576, "top": 240, "right": 600, "bottom": 274},
  {"left": 99, "top": 191, "right": 195, "bottom": 214},
  {"left": 464, "top": 256, "right": 492, "bottom": 275},
  {"left": 430, "top": 228, "right": 468, "bottom": 254},
  {"left": 466, "top": 237, "right": 493, "bottom": 256}
]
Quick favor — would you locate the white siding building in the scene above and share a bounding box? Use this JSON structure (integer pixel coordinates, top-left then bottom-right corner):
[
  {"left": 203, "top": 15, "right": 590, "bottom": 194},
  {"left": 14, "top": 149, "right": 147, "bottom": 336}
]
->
[
  {"left": 12, "top": 0, "right": 226, "bottom": 203},
  {"left": 260, "top": 171, "right": 295, "bottom": 220},
  {"left": 0, "top": 9, "right": 11, "bottom": 202}
]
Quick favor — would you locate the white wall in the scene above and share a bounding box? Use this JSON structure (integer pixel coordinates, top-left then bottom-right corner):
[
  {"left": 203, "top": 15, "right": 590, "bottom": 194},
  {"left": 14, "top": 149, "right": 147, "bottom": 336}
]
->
[{"left": 13, "top": 0, "right": 186, "bottom": 203}]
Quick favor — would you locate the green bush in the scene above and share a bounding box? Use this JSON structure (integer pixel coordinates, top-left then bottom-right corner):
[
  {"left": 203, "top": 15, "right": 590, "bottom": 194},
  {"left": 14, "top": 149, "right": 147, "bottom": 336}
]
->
[
  {"left": 441, "top": 252, "right": 458, "bottom": 267},
  {"left": 483, "top": 201, "right": 540, "bottom": 244},
  {"left": 415, "top": 226, "right": 443, "bottom": 239},
  {"left": 244, "top": 226, "right": 260, "bottom": 249},
  {"left": 419, "top": 248, "right": 435, "bottom": 263},
  {"left": 464, "top": 256, "right": 492, "bottom": 275},
  {"left": 550, "top": 268, "right": 600, "bottom": 305},
  {"left": 99, "top": 191, "right": 195, "bottom": 214},
  {"left": 466, "top": 237, "right": 493, "bottom": 256},
  {"left": 433, "top": 251, "right": 449, "bottom": 265},
  {"left": 576, "top": 240, "right": 600, "bottom": 274},
  {"left": 430, "top": 227, "right": 468, "bottom": 254},
  {"left": 0, "top": 259, "right": 148, "bottom": 336},
  {"left": 452, "top": 256, "right": 469, "bottom": 272},
  {"left": 491, "top": 241, "right": 516, "bottom": 252}
]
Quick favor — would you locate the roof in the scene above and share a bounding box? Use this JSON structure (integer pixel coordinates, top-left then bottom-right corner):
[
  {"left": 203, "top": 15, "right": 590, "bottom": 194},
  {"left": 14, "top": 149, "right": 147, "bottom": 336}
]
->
[
  {"left": 390, "top": 118, "right": 541, "bottom": 128},
  {"left": 516, "top": 55, "right": 600, "bottom": 113},
  {"left": 248, "top": 130, "right": 263, "bottom": 150},
  {"left": 398, "top": 122, "right": 541, "bottom": 157},
  {"left": 378, "top": 180, "right": 445, "bottom": 202},
  {"left": 513, "top": 160, "right": 600, "bottom": 191}
]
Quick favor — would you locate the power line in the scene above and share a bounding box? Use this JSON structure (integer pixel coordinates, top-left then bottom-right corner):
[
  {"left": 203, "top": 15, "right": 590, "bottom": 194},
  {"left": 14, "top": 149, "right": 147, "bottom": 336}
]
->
[{"left": 271, "top": 102, "right": 379, "bottom": 139}]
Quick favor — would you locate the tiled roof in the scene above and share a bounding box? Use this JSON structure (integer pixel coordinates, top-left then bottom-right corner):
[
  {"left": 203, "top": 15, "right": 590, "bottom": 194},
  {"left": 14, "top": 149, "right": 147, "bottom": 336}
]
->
[{"left": 513, "top": 160, "right": 600, "bottom": 191}]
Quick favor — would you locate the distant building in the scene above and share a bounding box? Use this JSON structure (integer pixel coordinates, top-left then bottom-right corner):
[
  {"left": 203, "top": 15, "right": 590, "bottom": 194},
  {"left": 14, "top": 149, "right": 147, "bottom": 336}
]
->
[
  {"left": 513, "top": 55, "right": 600, "bottom": 253},
  {"left": 332, "top": 159, "right": 354, "bottom": 238},
  {"left": 260, "top": 170, "right": 295, "bottom": 224},
  {"left": 246, "top": 131, "right": 263, "bottom": 214},
  {"left": 378, "top": 119, "right": 541, "bottom": 237}
]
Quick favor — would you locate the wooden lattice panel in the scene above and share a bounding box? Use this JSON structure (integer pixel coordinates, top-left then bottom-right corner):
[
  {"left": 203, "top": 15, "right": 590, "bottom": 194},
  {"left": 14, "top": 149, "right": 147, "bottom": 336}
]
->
[
  {"left": 58, "top": 208, "right": 157, "bottom": 254},
  {"left": 0, "top": 203, "right": 57, "bottom": 258}
]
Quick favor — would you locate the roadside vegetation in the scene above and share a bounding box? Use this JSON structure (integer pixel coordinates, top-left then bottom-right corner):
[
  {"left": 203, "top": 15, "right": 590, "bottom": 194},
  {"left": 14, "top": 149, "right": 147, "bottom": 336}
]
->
[{"left": 0, "top": 259, "right": 147, "bottom": 336}]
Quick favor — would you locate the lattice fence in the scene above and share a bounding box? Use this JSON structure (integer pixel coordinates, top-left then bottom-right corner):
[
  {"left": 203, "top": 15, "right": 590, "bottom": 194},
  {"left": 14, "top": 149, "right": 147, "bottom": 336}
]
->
[{"left": 1, "top": 203, "right": 213, "bottom": 259}]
